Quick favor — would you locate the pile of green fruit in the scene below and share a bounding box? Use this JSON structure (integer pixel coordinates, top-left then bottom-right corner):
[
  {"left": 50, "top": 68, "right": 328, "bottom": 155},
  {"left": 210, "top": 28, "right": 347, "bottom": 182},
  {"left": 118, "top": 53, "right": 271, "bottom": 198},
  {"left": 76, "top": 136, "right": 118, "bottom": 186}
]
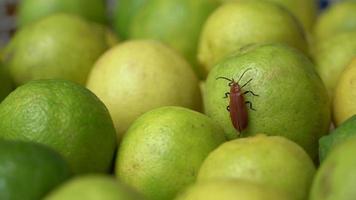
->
[{"left": 0, "top": 0, "right": 356, "bottom": 199}]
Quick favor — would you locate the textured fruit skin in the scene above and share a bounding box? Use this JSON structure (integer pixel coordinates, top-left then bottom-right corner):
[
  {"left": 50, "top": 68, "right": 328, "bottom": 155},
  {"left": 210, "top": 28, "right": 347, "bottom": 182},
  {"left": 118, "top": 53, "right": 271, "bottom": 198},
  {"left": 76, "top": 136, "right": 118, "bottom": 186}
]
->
[
  {"left": 313, "top": 31, "right": 356, "bottom": 96},
  {"left": 87, "top": 40, "right": 202, "bottom": 138},
  {"left": 319, "top": 115, "right": 356, "bottom": 162},
  {"left": 314, "top": 1, "right": 356, "bottom": 41},
  {"left": 221, "top": 0, "right": 317, "bottom": 33},
  {"left": 0, "top": 140, "right": 71, "bottom": 200},
  {"left": 333, "top": 58, "right": 356, "bottom": 126},
  {"left": 204, "top": 43, "right": 330, "bottom": 158},
  {"left": 129, "top": 0, "right": 219, "bottom": 79},
  {"left": 116, "top": 106, "right": 226, "bottom": 200},
  {"left": 198, "top": 135, "right": 315, "bottom": 200},
  {"left": 198, "top": 1, "right": 308, "bottom": 71},
  {"left": 0, "top": 79, "right": 117, "bottom": 174},
  {"left": 17, "top": 0, "right": 107, "bottom": 27},
  {"left": 44, "top": 175, "right": 144, "bottom": 200},
  {"left": 3, "top": 14, "right": 109, "bottom": 86},
  {"left": 113, "top": 0, "right": 147, "bottom": 40},
  {"left": 310, "top": 137, "right": 356, "bottom": 200},
  {"left": 175, "top": 179, "right": 291, "bottom": 200}
]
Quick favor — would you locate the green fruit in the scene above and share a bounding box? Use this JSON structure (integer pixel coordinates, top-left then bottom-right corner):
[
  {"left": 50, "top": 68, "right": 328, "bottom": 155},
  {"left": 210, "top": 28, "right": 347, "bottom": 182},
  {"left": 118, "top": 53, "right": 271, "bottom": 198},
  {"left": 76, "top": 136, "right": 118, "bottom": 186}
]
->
[
  {"left": 87, "top": 40, "right": 201, "bottom": 138},
  {"left": 116, "top": 106, "right": 226, "bottom": 200},
  {"left": 44, "top": 175, "right": 144, "bottom": 200},
  {"left": 310, "top": 137, "right": 356, "bottom": 200},
  {"left": 113, "top": 0, "right": 147, "bottom": 39},
  {"left": 17, "top": 0, "right": 107, "bottom": 27},
  {"left": 221, "top": 0, "right": 317, "bottom": 33},
  {"left": 0, "top": 79, "right": 117, "bottom": 174},
  {"left": 313, "top": 31, "right": 356, "bottom": 96},
  {"left": 175, "top": 179, "right": 291, "bottom": 200},
  {"left": 3, "top": 13, "right": 110, "bottom": 86},
  {"left": 319, "top": 115, "right": 356, "bottom": 162},
  {"left": 129, "top": 0, "right": 219, "bottom": 79},
  {"left": 0, "top": 139, "right": 71, "bottom": 200},
  {"left": 0, "top": 62, "right": 13, "bottom": 102},
  {"left": 333, "top": 58, "right": 356, "bottom": 125},
  {"left": 198, "top": 135, "right": 315, "bottom": 200},
  {"left": 314, "top": 0, "right": 356, "bottom": 41},
  {"left": 204, "top": 43, "right": 330, "bottom": 158},
  {"left": 198, "top": 1, "right": 308, "bottom": 71}
]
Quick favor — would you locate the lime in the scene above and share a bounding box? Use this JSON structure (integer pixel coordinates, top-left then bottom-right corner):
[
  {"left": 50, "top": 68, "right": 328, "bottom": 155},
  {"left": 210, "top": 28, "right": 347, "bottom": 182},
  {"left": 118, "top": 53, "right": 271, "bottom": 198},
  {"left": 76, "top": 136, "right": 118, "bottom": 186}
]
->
[
  {"left": 113, "top": 0, "right": 147, "bottom": 39},
  {"left": 129, "top": 0, "right": 219, "bottom": 79},
  {"left": 17, "top": 0, "right": 107, "bottom": 27},
  {"left": 314, "top": 1, "right": 356, "bottom": 41},
  {"left": 313, "top": 31, "right": 356, "bottom": 96},
  {"left": 44, "top": 175, "right": 144, "bottom": 200},
  {"left": 3, "top": 13, "right": 110, "bottom": 86},
  {"left": 198, "top": 135, "right": 315, "bottom": 200},
  {"left": 204, "top": 43, "right": 330, "bottom": 158},
  {"left": 220, "top": 0, "right": 317, "bottom": 33},
  {"left": 0, "top": 139, "right": 71, "bottom": 200},
  {"left": 175, "top": 179, "right": 291, "bottom": 200},
  {"left": 333, "top": 58, "right": 356, "bottom": 125},
  {"left": 87, "top": 40, "right": 201, "bottom": 138},
  {"left": 319, "top": 115, "right": 356, "bottom": 162},
  {"left": 116, "top": 106, "right": 226, "bottom": 200},
  {"left": 0, "top": 79, "right": 117, "bottom": 174},
  {"left": 198, "top": 1, "right": 308, "bottom": 72},
  {"left": 310, "top": 137, "right": 356, "bottom": 200}
]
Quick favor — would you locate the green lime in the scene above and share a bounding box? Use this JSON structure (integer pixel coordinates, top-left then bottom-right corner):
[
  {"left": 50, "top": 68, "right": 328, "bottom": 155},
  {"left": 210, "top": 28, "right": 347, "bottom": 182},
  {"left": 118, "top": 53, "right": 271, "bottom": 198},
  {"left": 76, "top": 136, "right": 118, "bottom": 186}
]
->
[
  {"left": 198, "top": 135, "right": 315, "bottom": 200},
  {"left": 129, "top": 0, "right": 219, "bottom": 79},
  {"left": 198, "top": 1, "right": 308, "bottom": 72},
  {"left": 175, "top": 179, "right": 291, "bottom": 200},
  {"left": 113, "top": 0, "right": 147, "bottom": 40},
  {"left": 204, "top": 43, "right": 330, "bottom": 158},
  {"left": 116, "top": 106, "right": 226, "bottom": 200},
  {"left": 333, "top": 58, "right": 356, "bottom": 125},
  {"left": 17, "top": 0, "right": 107, "bottom": 27},
  {"left": 44, "top": 175, "right": 144, "bottom": 200},
  {"left": 310, "top": 137, "right": 356, "bottom": 200},
  {"left": 314, "top": 1, "right": 356, "bottom": 41},
  {"left": 0, "top": 139, "right": 71, "bottom": 200},
  {"left": 313, "top": 31, "right": 356, "bottom": 96},
  {"left": 220, "top": 0, "right": 317, "bottom": 33},
  {"left": 3, "top": 13, "right": 111, "bottom": 86},
  {"left": 319, "top": 115, "right": 356, "bottom": 162},
  {"left": 0, "top": 79, "right": 117, "bottom": 174},
  {"left": 87, "top": 40, "right": 201, "bottom": 138}
]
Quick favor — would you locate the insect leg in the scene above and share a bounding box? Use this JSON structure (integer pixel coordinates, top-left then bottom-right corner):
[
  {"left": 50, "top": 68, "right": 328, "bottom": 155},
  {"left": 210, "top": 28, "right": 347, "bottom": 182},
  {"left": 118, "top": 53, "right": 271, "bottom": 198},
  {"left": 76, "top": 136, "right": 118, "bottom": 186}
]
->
[
  {"left": 226, "top": 105, "right": 230, "bottom": 111},
  {"left": 245, "top": 101, "right": 256, "bottom": 111},
  {"left": 243, "top": 90, "right": 259, "bottom": 96},
  {"left": 223, "top": 92, "right": 230, "bottom": 98}
]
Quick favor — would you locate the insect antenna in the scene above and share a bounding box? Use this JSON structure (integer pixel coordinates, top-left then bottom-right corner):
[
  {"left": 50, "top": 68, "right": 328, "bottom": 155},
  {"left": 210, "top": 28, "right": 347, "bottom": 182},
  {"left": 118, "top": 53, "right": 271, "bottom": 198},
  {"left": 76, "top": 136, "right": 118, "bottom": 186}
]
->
[
  {"left": 237, "top": 68, "right": 253, "bottom": 83},
  {"left": 216, "top": 76, "right": 232, "bottom": 82}
]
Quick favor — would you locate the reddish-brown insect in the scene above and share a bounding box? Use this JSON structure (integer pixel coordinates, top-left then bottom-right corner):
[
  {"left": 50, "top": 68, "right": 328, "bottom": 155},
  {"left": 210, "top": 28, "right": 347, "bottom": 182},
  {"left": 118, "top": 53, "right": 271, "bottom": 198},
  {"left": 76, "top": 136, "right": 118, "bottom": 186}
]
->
[{"left": 216, "top": 68, "right": 258, "bottom": 134}]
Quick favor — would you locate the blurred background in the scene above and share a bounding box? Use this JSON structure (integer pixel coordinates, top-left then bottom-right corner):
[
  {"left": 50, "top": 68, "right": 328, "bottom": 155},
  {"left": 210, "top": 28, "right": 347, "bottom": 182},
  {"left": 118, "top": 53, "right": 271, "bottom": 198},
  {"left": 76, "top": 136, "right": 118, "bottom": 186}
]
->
[{"left": 0, "top": 0, "right": 343, "bottom": 48}]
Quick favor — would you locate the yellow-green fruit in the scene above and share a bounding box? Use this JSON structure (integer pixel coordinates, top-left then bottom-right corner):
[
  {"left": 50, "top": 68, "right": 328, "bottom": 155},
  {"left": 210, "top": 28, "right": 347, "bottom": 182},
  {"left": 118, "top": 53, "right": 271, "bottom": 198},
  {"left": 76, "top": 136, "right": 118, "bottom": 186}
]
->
[
  {"left": 44, "top": 175, "right": 144, "bottom": 200},
  {"left": 116, "top": 106, "right": 226, "bottom": 200},
  {"left": 0, "top": 79, "right": 117, "bottom": 174},
  {"left": 198, "top": 135, "right": 315, "bottom": 200},
  {"left": 175, "top": 179, "right": 291, "bottom": 200},
  {"left": 333, "top": 58, "right": 356, "bottom": 126},
  {"left": 220, "top": 0, "right": 317, "bottom": 33},
  {"left": 17, "top": 0, "right": 107, "bottom": 27},
  {"left": 3, "top": 13, "right": 110, "bottom": 86},
  {"left": 313, "top": 31, "right": 356, "bottom": 96},
  {"left": 129, "top": 0, "right": 219, "bottom": 79},
  {"left": 0, "top": 62, "right": 13, "bottom": 102},
  {"left": 204, "top": 43, "right": 330, "bottom": 158},
  {"left": 87, "top": 40, "right": 201, "bottom": 138},
  {"left": 310, "top": 137, "right": 356, "bottom": 200},
  {"left": 198, "top": 1, "right": 308, "bottom": 71},
  {"left": 314, "top": 1, "right": 356, "bottom": 41},
  {"left": 0, "top": 140, "right": 71, "bottom": 200}
]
